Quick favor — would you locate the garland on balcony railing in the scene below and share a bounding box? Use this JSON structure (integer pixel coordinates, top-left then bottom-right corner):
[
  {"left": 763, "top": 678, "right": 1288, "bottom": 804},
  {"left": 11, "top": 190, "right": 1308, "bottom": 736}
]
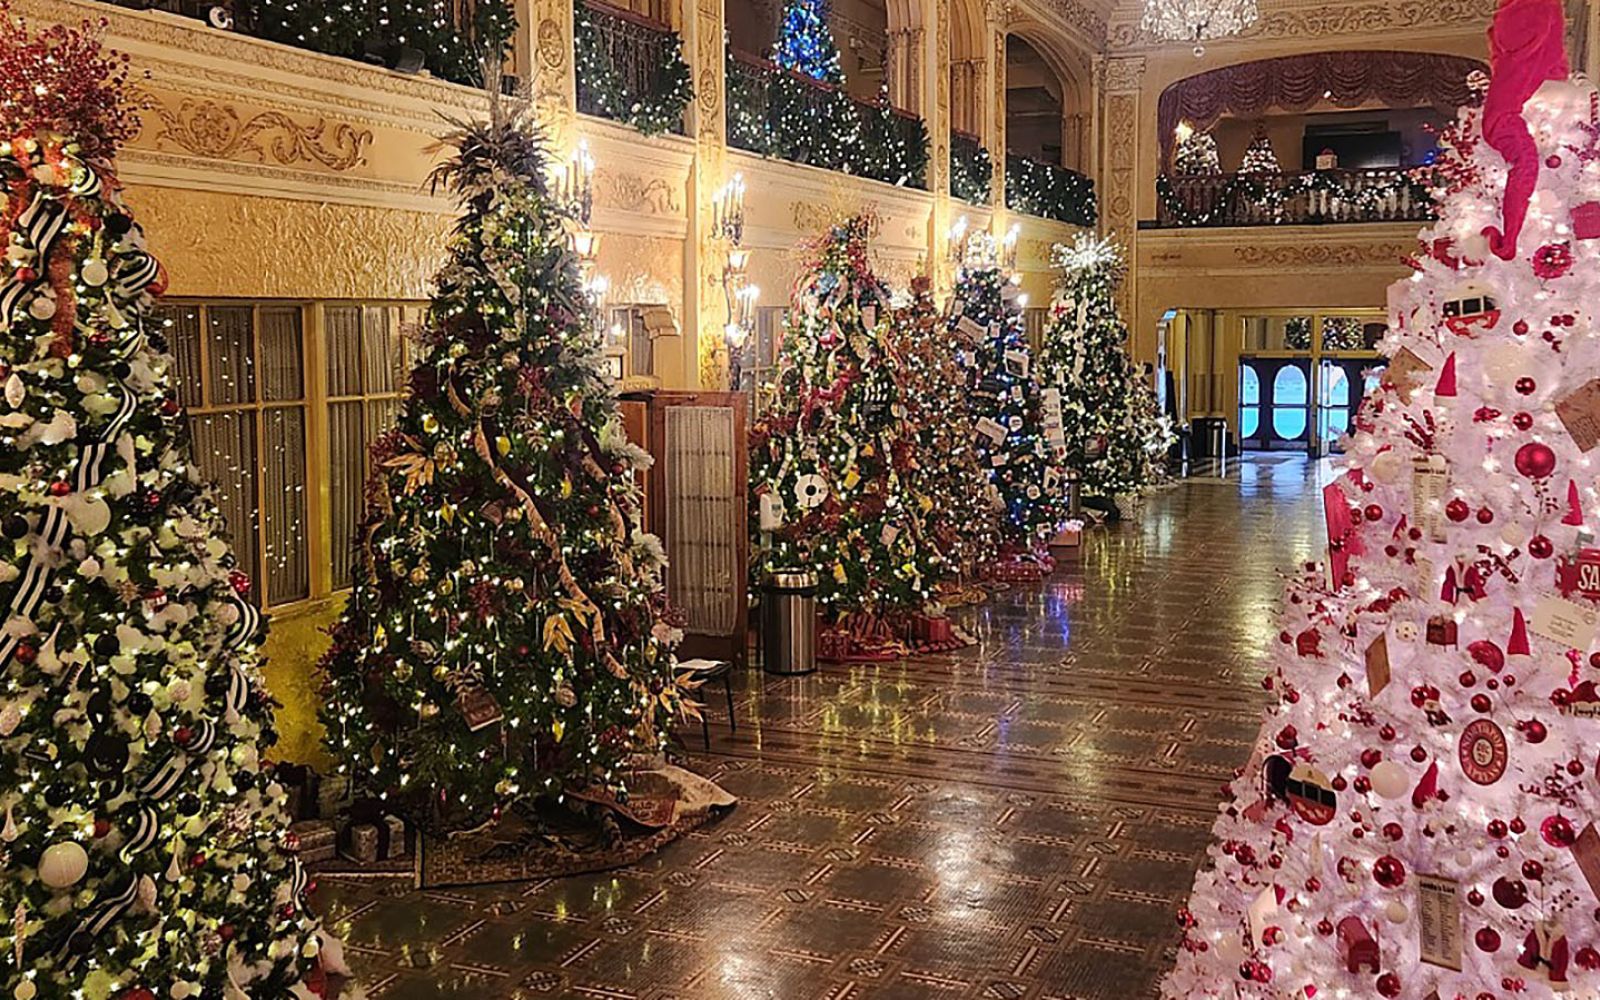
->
[
  {"left": 726, "top": 50, "right": 930, "bottom": 190},
  {"left": 1154, "top": 170, "right": 1436, "bottom": 226},
  {"left": 574, "top": 1, "right": 693, "bottom": 137},
  {"left": 1005, "top": 155, "right": 1096, "bottom": 227},
  {"left": 950, "top": 134, "right": 993, "bottom": 205},
  {"left": 241, "top": 0, "right": 513, "bottom": 86}
]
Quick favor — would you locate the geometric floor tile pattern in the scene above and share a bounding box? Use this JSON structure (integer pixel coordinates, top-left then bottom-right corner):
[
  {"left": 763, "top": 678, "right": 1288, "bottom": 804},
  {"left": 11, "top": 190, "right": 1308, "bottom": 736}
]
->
[{"left": 313, "top": 455, "right": 1328, "bottom": 998}]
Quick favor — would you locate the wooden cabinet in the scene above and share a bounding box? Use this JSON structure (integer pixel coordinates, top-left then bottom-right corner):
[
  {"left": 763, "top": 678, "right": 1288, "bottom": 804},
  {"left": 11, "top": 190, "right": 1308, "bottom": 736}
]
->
[{"left": 621, "top": 391, "right": 750, "bottom": 669}]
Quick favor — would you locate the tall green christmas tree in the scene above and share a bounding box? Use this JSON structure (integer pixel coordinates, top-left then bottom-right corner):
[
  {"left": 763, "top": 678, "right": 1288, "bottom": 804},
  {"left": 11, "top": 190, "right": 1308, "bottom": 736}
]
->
[
  {"left": 1039, "top": 235, "right": 1171, "bottom": 505},
  {"left": 0, "top": 13, "right": 329, "bottom": 998},
  {"left": 750, "top": 217, "right": 944, "bottom": 622},
  {"left": 888, "top": 276, "right": 999, "bottom": 580},
  {"left": 318, "top": 102, "right": 687, "bottom": 832},
  {"left": 950, "top": 242, "right": 1067, "bottom": 554},
  {"left": 1239, "top": 123, "right": 1281, "bottom": 174}
]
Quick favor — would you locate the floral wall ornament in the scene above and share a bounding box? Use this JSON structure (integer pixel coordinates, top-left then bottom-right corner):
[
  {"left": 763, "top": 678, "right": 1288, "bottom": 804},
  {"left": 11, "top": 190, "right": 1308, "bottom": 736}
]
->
[{"left": 143, "top": 98, "right": 373, "bottom": 172}]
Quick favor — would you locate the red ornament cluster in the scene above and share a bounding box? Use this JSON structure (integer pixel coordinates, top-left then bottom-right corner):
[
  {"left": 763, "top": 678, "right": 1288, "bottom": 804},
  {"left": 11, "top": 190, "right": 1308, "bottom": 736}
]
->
[{"left": 0, "top": 10, "right": 139, "bottom": 158}]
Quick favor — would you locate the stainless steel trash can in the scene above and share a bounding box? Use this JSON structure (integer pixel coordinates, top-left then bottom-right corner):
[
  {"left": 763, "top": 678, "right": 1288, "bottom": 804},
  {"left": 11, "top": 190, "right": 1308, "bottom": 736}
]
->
[
  {"left": 761, "top": 570, "right": 817, "bottom": 676},
  {"left": 1066, "top": 472, "right": 1083, "bottom": 519}
]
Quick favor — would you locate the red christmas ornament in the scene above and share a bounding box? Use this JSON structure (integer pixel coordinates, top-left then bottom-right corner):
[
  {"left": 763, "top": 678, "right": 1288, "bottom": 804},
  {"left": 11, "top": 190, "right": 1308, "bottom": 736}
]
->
[
  {"left": 1530, "top": 535, "right": 1555, "bottom": 559},
  {"left": 1515, "top": 441, "right": 1557, "bottom": 479},
  {"left": 1477, "top": 507, "right": 1495, "bottom": 524},
  {"left": 1373, "top": 854, "right": 1407, "bottom": 888},
  {"left": 1533, "top": 242, "right": 1575, "bottom": 279},
  {"left": 1517, "top": 376, "right": 1538, "bottom": 395},
  {"left": 1492, "top": 876, "right": 1529, "bottom": 909},
  {"left": 1514, "top": 411, "right": 1535, "bottom": 430},
  {"left": 1364, "top": 504, "right": 1384, "bottom": 522},
  {"left": 1477, "top": 927, "right": 1503, "bottom": 952},
  {"left": 1375, "top": 972, "right": 1402, "bottom": 998},
  {"left": 47, "top": 479, "right": 70, "bottom": 497},
  {"left": 1446, "top": 498, "right": 1471, "bottom": 522},
  {"left": 1522, "top": 859, "right": 1545, "bottom": 881},
  {"left": 1522, "top": 718, "right": 1548, "bottom": 743}
]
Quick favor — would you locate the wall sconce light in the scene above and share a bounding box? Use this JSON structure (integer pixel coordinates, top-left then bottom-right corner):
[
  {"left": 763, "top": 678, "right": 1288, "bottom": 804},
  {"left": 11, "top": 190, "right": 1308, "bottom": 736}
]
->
[
  {"left": 947, "top": 215, "right": 970, "bottom": 265},
  {"left": 714, "top": 173, "right": 746, "bottom": 246},
  {"left": 1001, "top": 223, "right": 1021, "bottom": 271},
  {"left": 572, "top": 229, "right": 601, "bottom": 268},
  {"left": 561, "top": 140, "right": 595, "bottom": 228},
  {"left": 714, "top": 173, "right": 755, "bottom": 390}
]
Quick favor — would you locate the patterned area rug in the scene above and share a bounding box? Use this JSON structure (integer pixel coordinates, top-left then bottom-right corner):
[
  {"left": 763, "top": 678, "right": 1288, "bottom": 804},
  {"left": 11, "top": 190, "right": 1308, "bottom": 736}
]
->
[{"left": 310, "top": 762, "right": 737, "bottom": 888}]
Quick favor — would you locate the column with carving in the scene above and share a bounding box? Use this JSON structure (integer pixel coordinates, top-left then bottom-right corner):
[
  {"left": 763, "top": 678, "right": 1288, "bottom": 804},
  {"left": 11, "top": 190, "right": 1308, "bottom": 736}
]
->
[
  {"left": 919, "top": 0, "right": 954, "bottom": 293},
  {"left": 982, "top": 7, "right": 1007, "bottom": 214},
  {"left": 529, "top": 0, "right": 578, "bottom": 151},
  {"left": 683, "top": 0, "right": 729, "bottom": 389},
  {"left": 1101, "top": 55, "right": 1143, "bottom": 352}
]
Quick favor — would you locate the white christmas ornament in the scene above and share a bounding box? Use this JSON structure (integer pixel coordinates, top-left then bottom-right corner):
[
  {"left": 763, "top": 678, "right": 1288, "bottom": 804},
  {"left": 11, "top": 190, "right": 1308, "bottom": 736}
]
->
[
  {"left": 1369, "top": 760, "right": 1409, "bottom": 799},
  {"left": 38, "top": 841, "right": 88, "bottom": 888},
  {"left": 1368, "top": 450, "right": 1403, "bottom": 485},
  {"left": 79, "top": 258, "right": 108, "bottom": 287},
  {"left": 793, "top": 474, "right": 829, "bottom": 510},
  {"left": 0, "top": 702, "right": 19, "bottom": 736},
  {"left": 27, "top": 295, "right": 54, "bottom": 321}
]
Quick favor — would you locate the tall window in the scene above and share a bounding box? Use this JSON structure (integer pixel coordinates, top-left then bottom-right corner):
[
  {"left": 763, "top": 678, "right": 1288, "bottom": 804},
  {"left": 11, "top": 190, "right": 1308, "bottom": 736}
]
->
[
  {"left": 158, "top": 302, "right": 311, "bottom": 608},
  {"left": 325, "top": 305, "right": 420, "bottom": 586}
]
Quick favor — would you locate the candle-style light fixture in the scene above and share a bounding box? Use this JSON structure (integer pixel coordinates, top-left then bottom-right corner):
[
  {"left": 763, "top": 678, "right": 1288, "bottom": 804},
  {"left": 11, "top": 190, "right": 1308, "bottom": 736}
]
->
[
  {"left": 561, "top": 140, "right": 595, "bottom": 227},
  {"left": 713, "top": 174, "right": 756, "bottom": 390},
  {"left": 946, "top": 215, "right": 970, "bottom": 266},
  {"left": 1001, "top": 223, "right": 1021, "bottom": 272}
]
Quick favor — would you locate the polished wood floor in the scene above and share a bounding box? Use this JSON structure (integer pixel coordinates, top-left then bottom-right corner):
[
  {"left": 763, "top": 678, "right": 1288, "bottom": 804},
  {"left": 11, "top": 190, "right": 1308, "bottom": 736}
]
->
[{"left": 313, "top": 455, "right": 1326, "bottom": 999}]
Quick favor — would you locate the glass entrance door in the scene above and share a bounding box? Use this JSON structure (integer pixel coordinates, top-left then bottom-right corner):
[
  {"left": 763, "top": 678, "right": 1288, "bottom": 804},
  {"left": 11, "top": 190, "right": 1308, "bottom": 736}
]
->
[{"left": 1237, "top": 311, "right": 1385, "bottom": 455}]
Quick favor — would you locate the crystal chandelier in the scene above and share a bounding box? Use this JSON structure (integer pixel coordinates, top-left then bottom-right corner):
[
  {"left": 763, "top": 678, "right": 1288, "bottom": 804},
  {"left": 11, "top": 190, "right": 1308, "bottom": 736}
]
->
[{"left": 1140, "top": 0, "right": 1259, "bottom": 56}]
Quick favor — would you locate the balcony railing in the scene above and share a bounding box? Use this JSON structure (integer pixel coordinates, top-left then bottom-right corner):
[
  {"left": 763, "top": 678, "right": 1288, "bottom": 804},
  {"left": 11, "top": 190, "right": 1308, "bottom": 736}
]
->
[
  {"left": 575, "top": 0, "right": 692, "bottom": 136},
  {"left": 1005, "top": 155, "right": 1096, "bottom": 227},
  {"left": 726, "top": 49, "right": 929, "bottom": 190},
  {"left": 141, "top": 0, "right": 517, "bottom": 86},
  {"left": 951, "top": 130, "right": 993, "bottom": 205},
  {"left": 1153, "top": 169, "right": 1436, "bottom": 228}
]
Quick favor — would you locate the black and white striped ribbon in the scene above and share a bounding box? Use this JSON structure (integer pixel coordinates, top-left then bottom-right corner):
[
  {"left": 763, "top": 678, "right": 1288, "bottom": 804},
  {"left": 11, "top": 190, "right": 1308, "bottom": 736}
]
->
[
  {"left": 54, "top": 875, "right": 137, "bottom": 966},
  {"left": 0, "top": 193, "right": 68, "bottom": 336},
  {"left": 119, "top": 804, "right": 159, "bottom": 861}
]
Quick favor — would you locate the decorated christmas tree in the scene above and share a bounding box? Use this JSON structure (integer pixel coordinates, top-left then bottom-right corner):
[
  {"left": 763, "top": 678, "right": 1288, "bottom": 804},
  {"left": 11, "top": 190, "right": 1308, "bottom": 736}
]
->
[
  {"left": 1240, "top": 124, "right": 1281, "bottom": 174},
  {"left": 768, "top": 0, "right": 857, "bottom": 172},
  {"left": 1166, "top": 3, "right": 1600, "bottom": 997},
  {"left": 888, "top": 276, "right": 1000, "bottom": 581},
  {"left": 318, "top": 100, "right": 687, "bottom": 832},
  {"left": 772, "top": 0, "right": 842, "bottom": 82},
  {"left": 1039, "top": 235, "right": 1170, "bottom": 507},
  {"left": 950, "top": 240, "right": 1067, "bottom": 560},
  {"left": 750, "top": 216, "right": 944, "bottom": 629},
  {"left": 0, "top": 13, "right": 330, "bottom": 998},
  {"left": 1173, "top": 120, "right": 1222, "bottom": 175}
]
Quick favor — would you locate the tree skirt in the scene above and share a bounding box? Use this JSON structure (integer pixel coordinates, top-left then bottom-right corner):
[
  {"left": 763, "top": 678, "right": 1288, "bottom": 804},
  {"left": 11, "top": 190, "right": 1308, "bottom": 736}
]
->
[
  {"left": 311, "top": 763, "right": 736, "bottom": 888},
  {"left": 819, "top": 612, "right": 910, "bottom": 662},
  {"left": 989, "top": 550, "right": 1056, "bottom": 582}
]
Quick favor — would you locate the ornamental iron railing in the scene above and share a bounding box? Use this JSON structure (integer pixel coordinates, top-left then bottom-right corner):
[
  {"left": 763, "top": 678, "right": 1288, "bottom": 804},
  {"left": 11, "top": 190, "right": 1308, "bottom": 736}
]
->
[
  {"left": 576, "top": 0, "right": 689, "bottom": 135},
  {"left": 1005, "top": 154, "right": 1096, "bottom": 228},
  {"left": 951, "top": 130, "right": 993, "bottom": 205},
  {"left": 726, "top": 49, "right": 929, "bottom": 190},
  {"left": 1153, "top": 169, "right": 1436, "bottom": 228}
]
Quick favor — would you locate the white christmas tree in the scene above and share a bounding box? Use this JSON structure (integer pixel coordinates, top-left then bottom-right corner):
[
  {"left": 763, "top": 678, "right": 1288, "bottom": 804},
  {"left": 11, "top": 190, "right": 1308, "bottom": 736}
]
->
[
  {"left": 1166, "top": 2, "right": 1600, "bottom": 997},
  {"left": 1240, "top": 125, "right": 1281, "bottom": 175}
]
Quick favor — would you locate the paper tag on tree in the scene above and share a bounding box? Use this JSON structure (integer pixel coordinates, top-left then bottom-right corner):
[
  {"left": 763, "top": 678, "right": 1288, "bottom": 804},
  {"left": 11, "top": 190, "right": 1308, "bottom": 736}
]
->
[
  {"left": 975, "top": 417, "right": 1008, "bottom": 444},
  {"left": 1417, "top": 873, "right": 1462, "bottom": 970},
  {"left": 759, "top": 493, "right": 785, "bottom": 531},
  {"left": 1365, "top": 633, "right": 1391, "bottom": 697},
  {"left": 862, "top": 305, "right": 878, "bottom": 330},
  {"left": 1386, "top": 347, "right": 1433, "bottom": 398},
  {"left": 880, "top": 523, "right": 900, "bottom": 546},
  {"left": 1574, "top": 823, "right": 1600, "bottom": 900},
  {"left": 1557, "top": 378, "right": 1600, "bottom": 453},
  {"left": 455, "top": 685, "right": 504, "bottom": 732},
  {"left": 1248, "top": 886, "right": 1279, "bottom": 947},
  {"left": 1004, "top": 350, "right": 1030, "bottom": 378},
  {"left": 1412, "top": 455, "right": 1449, "bottom": 543},
  {"left": 956, "top": 316, "right": 986, "bottom": 341},
  {"left": 1530, "top": 594, "right": 1600, "bottom": 649}
]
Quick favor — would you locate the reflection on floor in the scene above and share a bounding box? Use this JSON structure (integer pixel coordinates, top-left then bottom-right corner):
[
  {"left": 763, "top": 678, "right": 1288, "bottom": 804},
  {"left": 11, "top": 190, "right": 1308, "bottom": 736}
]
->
[{"left": 313, "top": 455, "right": 1328, "bottom": 999}]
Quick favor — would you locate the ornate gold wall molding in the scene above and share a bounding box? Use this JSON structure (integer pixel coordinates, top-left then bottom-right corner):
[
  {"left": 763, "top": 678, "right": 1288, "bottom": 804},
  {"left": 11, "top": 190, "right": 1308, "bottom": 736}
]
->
[
  {"left": 127, "top": 185, "right": 451, "bottom": 301},
  {"left": 141, "top": 98, "right": 373, "bottom": 171},
  {"left": 1232, "top": 243, "right": 1411, "bottom": 268},
  {"left": 1108, "top": 0, "right": 1496, "bottom": 49},
  {"left": 596, "top": 168, "right": 683, "bottom": 216},
  {"left": 1104, "top": 55, "right": 1147, "bottom": 95}
]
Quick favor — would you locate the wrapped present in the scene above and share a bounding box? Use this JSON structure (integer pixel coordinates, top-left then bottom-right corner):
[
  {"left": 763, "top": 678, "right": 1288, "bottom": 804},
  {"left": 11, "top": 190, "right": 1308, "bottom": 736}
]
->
[
  {"left": 338, "top": 799, "right": 415, "bottom": 864},
  {"left": 291, "top": 819, "right": 338, "bottom": 864},
  {"left": 276, "top": 763, "right": 321, "bottom": 822},
  {"left": 912, "top": 615, "right": 952, "bottom": 644},
  {"left": 316, "top": 775, "right": 353, "bottom": 820}
]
